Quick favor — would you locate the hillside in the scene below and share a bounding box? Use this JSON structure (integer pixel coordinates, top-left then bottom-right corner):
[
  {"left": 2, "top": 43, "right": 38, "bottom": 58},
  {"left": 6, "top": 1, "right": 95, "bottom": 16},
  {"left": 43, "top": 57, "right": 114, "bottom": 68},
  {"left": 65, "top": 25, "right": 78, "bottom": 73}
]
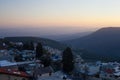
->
[
  {"left": 4, "top": 37, "right": 66, "bottom": 50},
  {"left": 65, "top": 27, "right": 120, "bottom": 61},
  {"left": 46, "top": 31, "right": 92, "bottom": 41}
]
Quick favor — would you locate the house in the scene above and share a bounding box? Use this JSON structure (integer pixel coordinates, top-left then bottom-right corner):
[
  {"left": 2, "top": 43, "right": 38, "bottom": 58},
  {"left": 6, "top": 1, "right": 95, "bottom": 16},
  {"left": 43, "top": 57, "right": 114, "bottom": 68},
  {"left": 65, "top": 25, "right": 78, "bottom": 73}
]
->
[
  {"left": 0, "top": 68, "right": 30, "bottom": 80},
  {"left": 0, "top": 40, "right": 7, "bottom": 50},
  {"left": 51, "top": 54, "right": 62, "bottom": 62},
  {"left": 21, "top": 50, "right": 35, "bottom": 61},
  {"left": 44, "top": 46, "right": 62, "bottom": 55},
  {"left": 33, "top": 66, "right": 54, "bottom": 79},
  {"left": 0, "top": 50, "right": 14, "bottom": 61},
  {"left": 8, "top": 49, "right": 21, "bottom": 55},
  {"left": 87, "top": 65, "right": 100, "bottom": 76},
  {"left": 89, "top": 62, "right": 120, "bottom": 80},
  {"left": 37, "top": 71, "right": 71, "bottom": 80}
]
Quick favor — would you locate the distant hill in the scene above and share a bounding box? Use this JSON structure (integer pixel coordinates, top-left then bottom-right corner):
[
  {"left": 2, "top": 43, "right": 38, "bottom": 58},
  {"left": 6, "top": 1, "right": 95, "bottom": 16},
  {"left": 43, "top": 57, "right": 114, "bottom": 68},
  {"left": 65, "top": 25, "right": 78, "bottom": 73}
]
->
[
  {"left": 45, "top": 31, "right": 92, "bottom": 41},
  {"left": 65, "top": 27, "right": 120, "bottom": 61},
  {"left": 4, "top": 37, "right": 66, "bottom": 50},
  {"left": 0, "top": 27, "right": 92, "bottom": 41}
]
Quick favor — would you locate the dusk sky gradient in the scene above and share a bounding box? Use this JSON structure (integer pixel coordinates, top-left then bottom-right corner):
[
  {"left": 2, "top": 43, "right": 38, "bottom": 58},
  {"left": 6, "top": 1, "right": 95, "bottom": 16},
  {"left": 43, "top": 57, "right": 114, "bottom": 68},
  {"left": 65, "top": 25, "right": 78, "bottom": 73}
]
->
[{"left": 0, "top": 0, "right": 120, "bottom": 34}]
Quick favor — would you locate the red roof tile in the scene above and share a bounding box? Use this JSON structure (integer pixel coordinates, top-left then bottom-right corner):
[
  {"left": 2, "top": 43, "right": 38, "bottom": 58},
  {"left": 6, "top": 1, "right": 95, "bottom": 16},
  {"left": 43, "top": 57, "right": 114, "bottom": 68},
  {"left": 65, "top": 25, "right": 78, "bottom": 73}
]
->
[{"left": 0, "top": 68, "right": 30, "bottom": 78}]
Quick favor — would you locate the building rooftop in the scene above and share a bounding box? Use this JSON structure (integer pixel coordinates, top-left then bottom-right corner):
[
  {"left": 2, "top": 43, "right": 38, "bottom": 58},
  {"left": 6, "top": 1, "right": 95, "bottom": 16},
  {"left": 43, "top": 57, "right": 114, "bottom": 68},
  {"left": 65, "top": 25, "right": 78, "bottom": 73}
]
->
[
  {"left": 0, "top": 68, "right": 30, "bottom": 78},
  {"left": 0, "top": 60, "right": 16, "bottom": 67},
  {"left": 0, "top": 60, "right": 40, "bottom": 67}
]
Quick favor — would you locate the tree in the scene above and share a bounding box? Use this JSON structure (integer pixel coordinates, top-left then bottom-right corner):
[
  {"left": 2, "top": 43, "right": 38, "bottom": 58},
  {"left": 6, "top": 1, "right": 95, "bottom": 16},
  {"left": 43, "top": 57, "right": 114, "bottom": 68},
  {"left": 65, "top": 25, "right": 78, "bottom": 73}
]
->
[
  {"left": 62, "top": 47, "right": 74, "bottom": 73},
  {"left": 29, "top": 41, "right": 34, "bottom": 50},
  {"left": 14, "top": 54, "right": 23, "bottom": 62},
  {"left": 23, "top": 43, "right": 29, "bottom": 50},
  {"left": 22, "top": 42, "right": 34, "bottom": 50},
  {"left": 41, "top": 55, "right": 51, "bottom": 67},
  {"left": 36, "top": 43, "right": 43, "bottom": 59}
]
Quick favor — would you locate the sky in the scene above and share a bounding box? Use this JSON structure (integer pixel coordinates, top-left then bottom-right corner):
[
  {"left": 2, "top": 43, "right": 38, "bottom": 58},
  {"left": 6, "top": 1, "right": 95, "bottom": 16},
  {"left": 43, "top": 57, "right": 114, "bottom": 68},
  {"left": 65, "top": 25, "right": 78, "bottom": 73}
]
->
[{"left": 0, "top": 0, "right": 120, "bottom": 35}]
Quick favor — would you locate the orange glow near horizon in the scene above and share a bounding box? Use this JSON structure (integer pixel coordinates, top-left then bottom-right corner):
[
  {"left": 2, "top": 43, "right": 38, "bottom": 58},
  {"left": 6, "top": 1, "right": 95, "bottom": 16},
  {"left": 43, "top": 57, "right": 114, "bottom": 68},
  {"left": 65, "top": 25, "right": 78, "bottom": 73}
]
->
[
  {"left": 1, "top": 0, "right": 120, "bottom": 30},
  {"left": 1, "top": 16, "right": 120, "bottom": 28}
]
